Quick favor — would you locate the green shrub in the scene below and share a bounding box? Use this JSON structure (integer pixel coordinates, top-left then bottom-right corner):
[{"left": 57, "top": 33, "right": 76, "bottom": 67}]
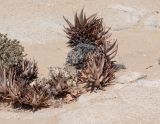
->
[{"left": 0, "top": 33, "right": 26, "bottom": 68}]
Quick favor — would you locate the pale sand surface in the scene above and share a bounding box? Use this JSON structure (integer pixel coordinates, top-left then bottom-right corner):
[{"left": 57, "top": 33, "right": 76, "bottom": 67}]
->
[
  {"left": 0, "top": 0, "right": 160, "bottom": 123},
  {"left": 24, "top": 28, "right": 160, "bottom": 79}
]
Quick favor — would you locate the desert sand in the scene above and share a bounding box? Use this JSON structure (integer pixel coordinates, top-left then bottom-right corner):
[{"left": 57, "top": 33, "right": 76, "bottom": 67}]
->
[{"left": 0, "top": 0, "right": 160, "bottom": 124}]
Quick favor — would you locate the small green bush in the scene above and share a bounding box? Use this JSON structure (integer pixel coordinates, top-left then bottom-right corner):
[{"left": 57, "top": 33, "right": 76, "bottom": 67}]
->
[{"left": 0, "top": 33, "right": 26, "bottom": 68}]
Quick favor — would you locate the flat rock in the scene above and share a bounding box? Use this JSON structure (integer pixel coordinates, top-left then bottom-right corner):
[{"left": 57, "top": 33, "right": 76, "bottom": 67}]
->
[
  {"left": 109, "top": 5, "right": 147, "bottom": 17},
  {"left": 103, "top": 5, "right": 147, "bottom": 30},
  {"left": 58, "top": 81, "right": 160, "bottom": 124},
  {"left": 117, "top": 72, "right": 147, "bottom": 84},
  {"left": 1, "top": 73, "right": 160, "bottom": 124},
  {"left": 136, "top": 79, "right": 160, "bottom": 88},
  {"left": 144, "top": 13, "right": 160, "bottom": 29}
]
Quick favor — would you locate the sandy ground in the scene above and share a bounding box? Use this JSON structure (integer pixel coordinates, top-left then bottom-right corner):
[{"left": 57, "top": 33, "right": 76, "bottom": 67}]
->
[
  {"left": 24, "top": 28, "right": 160, "bottom": 79},
  {"left": 1, "top": 0, "right": 160, "bottom": 123}
]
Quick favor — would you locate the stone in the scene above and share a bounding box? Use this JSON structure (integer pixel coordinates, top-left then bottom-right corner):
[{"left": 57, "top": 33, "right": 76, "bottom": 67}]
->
[
  {"left": 117, "top": 72, "right": 147, "bottom": 84},
  {"left": 136, "top": 79, "right": 160, "bottom": 88},
  {"left": 58, "top": 80, "right": 160, "bottom": 124},
  {"left": 144, "top": 14, "right": 160, "bottom": 29},
  {"left": 103, "top": 5, "right": 147, "bottom": 30}
]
